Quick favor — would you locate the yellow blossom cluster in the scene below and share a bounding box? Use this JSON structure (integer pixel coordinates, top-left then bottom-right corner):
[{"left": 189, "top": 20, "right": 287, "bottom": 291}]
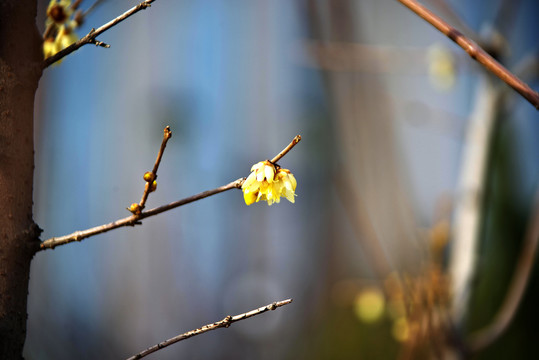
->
[
  {"left": 242, "top": 160, "right": 297, "bottom": 206},
  {"left": 43, "top": 0, "right": 80, "bottom": 61}
]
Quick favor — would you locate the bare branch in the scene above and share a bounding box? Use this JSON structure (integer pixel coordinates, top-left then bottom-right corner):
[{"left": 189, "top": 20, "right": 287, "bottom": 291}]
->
[
  {"left": 126, "top": 299, "right": 293, "bottom": 360},
  {"left": 467, "top": 190, "right": 539, "bottom": 352},
  {"left": 132, "top": 126, "right": 172, "bottom": 214},
  {"left": 270, "top": 135, "right": 301, "bottom": 164},
  {"left": 39, "top": 178, "right": 244, "bottom": 251},
  {"left": 43, "top": 0, "right": 156, "bottom": 68},
  {"left": 39, "top": 132, "right": 302, "bottom": 251},
  {"left": 426, "top": 0, "right": 483, "bottom": 46},
  {"left": 396, "top": 0, "right": 539, "bottom": 109}
]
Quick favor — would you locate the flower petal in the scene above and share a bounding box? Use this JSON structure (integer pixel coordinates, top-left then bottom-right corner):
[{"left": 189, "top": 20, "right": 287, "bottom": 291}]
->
[{"left": 264, "top": 163, "right": 275, "bottom": 183}]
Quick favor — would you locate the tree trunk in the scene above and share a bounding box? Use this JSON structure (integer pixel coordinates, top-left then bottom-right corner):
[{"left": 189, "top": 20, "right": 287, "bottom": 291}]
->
[{"left": 0, "top": 1, "right": 43, "bottom": 358}]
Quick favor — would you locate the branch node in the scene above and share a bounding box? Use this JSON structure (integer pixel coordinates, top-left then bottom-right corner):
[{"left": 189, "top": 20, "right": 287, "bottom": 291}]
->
[{"left": 223, "top": 315, "right": 233, "bottom": 328}]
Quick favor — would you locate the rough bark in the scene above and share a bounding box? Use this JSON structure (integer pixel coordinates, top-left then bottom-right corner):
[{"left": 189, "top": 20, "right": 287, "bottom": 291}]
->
[{"left": 0, "top": 1, "right": 43, "bottom": 358}]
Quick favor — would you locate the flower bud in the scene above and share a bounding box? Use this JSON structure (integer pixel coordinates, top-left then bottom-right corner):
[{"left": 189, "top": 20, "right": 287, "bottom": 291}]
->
[
  {"left": 127, "top": 203, "right": 141, "bottom": 215},
  {"left": 143, "top": 172, "right": 155, "bottom": 183}
]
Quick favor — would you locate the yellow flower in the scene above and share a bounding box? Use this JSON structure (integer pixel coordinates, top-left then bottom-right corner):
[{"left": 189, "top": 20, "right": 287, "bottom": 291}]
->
[
  {"left": 46, "top": 0, "right": 73, "bottom": 26},
  {"left": 242, "top": 161, "right": 297, "bottom": 206},
  {"left": 43, "top": 37, "right": 60, "bottom": 60},
  {"left": 43, "top": 25, "right": 79, "bottom": 61},
  {"left": 274, "top": 169, "right": 297, "bottom": 204},
  {"left": 43, "top": 0, "right": 79, "bottom": 62},
  {"left": 56, "top": 25, "right": 78, "bottom": 49}
]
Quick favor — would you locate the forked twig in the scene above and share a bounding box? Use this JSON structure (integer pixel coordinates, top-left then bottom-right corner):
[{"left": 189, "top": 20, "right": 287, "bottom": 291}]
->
[
  {"left": 396, "top": 0, "right": 539, "bottom": 109},
  {"left": 126, "top": 299, "right": 293, "bottom": 360},
  {"left": 43, "top": 0, "right": 156, "bottom": 68},
  {"left": 39, "top": 134, "right": 301, "bottom": 251}
]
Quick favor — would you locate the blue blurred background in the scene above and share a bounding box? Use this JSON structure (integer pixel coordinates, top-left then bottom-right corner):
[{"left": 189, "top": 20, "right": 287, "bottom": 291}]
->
[{"left": 28, "top": 0, "right": 538, "bottom": 359}]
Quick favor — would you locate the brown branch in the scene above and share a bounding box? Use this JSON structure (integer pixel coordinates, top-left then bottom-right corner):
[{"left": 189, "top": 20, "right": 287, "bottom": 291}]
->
[
  {"left": 125, "top": 299, "right": 293, "bottom": 360},
  {"left": 132, "top": 126, "right": 172, "bottom": 214},
  {"left": 270, "top": 135, "right": 301, "bottom": 164},
  {"left": 39, "top": 133, "right": 302, "bottom": 250},
  {"left": 426, "top": 0, "right": 483, "bottom": 45},
  {"left": 39, "top": 178, "right": 245, "bottom": 250},
  {"left": 43, "top": 0, "right": 156, "bottom": 68},
  {"left": 396, "top": 0, "right": 539, "bottom": 109},
  {"left": 467, "top": 190, "right": 539, "bottom": 352}
]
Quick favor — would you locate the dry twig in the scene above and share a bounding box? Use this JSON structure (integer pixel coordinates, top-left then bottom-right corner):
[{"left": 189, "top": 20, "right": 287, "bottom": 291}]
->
[
  {"left": 271, "top": 135, "right": 301, "bottom": 163},
  {"left": 43, "top": 0, "right": 156, "bottom": 68},
  {"left": 39, "top": 178, "right": 244, "bottom": 250},
  {"left": 126, "top": 299, "right": 293, "bottom": 360},
  {"left": 39, "top": 133, "right": 301, "bottom": 250},
  {"left": 396, "top": 0, "right": 539, "bottom": 109},
  {"left": 134, "top": 126, "right": 172, "bottom": 213}
]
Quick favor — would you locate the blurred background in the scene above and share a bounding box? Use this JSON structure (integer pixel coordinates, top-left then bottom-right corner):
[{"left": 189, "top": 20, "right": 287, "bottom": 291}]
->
[{"left": 29, "top": 0, "right": 538, "bottom": 359}]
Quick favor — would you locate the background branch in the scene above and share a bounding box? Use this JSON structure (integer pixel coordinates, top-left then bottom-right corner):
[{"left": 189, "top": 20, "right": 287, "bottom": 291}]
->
[
  {"left": 396, "top": 0, "right": 539, "bottom": 109},
  {"left": 467, "top": 190, "right": 539, "bottom": 352},
  {"left": 126, "top": 299, "right": 293, "bottom": 360},
  {"left": 43, "top": 0, "right": 156, "bottom": 68},
  {"left": 83, "top": 0, "right": 107, "bottom": 18}
]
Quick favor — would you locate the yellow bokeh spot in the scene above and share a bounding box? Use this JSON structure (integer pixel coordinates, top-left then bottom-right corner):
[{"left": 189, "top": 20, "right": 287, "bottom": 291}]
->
[
  {"left": 353, "top": 287, "right": 385, "bottom": 323},
  {"left": 392, "top": 317, "right": 410, "bottom": 342},
  {"left": 427, "top": 44, "right": 456, "bottom": 91}
]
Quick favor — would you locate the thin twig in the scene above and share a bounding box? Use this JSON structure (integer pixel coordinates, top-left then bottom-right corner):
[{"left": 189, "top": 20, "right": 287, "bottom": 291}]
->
[
  {"left": 126, "top": 299, "right": 293, "bottom": 360},
  {"left": 467, "top": 190, "right": 539, "bottom": 353},
  {"left": 39, "top": 178, "right": 245, "bottom": 250},
  {"left": 43, "top": 0, "right": 156, "bottom": 68},
  {"left": 396, "top": 0, "right": 539, "bottom": 109},
  {"left": 83, "top": 0, "right": 107, "bottom": 18},
  {"left": 426, "top": 0, "right": 483, "bottom": 46},
  {"left": 39, "top": 133, "right": 301, "bottom": 250},
  {"left": 136, "top": 126, "right": 172, "bottom": 212},
  {"left": 271, "top": 135, "right": 301, "bottom": 164}
]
